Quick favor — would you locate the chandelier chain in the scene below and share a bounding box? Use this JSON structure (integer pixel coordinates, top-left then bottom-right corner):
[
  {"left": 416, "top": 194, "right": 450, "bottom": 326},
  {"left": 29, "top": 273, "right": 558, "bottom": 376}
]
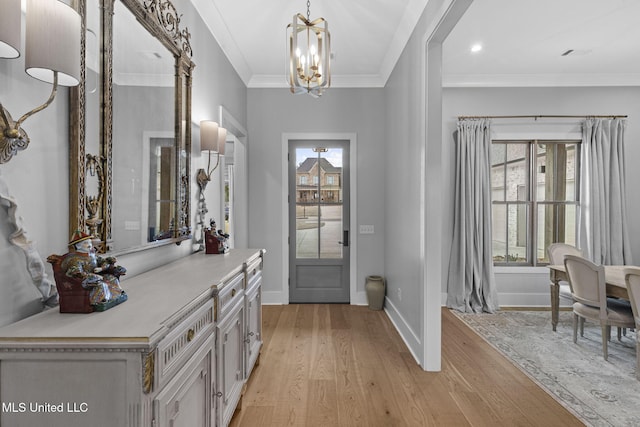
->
[{"left": 307, "top": 0, "right": 311, "bottom": 21}]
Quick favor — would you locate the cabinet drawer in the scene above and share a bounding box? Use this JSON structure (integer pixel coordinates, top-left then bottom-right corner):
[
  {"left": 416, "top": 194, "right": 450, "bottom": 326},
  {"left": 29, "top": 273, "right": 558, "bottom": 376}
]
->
[
  {"left": 217, "top": 273, "right": 244, "bottom": 320},
  {"left": 246, "top": 258, "right": 262, "bottom": 285},
  {"left": 157, "top": 299, "right": 214, "bottom": 389}
]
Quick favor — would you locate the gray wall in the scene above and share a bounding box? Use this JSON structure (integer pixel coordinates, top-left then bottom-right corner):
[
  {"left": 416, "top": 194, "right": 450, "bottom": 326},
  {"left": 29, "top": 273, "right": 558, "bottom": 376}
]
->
[
  {"left": 246, "top": 88, "right": 386, "bottom": 303},
  {"left": 383, "top": 0, "right": 457, "bottom": 366},
  {"left": 0, "top": 0, "right": 247, "bottom": 327},
  {"left": 0, "top": 57, "right": 72, "bottom": 325}
]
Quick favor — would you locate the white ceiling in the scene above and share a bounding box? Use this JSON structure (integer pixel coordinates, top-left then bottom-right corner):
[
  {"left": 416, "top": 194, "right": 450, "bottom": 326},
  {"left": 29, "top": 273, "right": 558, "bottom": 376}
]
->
[{"left": 191, "top": 0, "right": 640, "bottom": 89}]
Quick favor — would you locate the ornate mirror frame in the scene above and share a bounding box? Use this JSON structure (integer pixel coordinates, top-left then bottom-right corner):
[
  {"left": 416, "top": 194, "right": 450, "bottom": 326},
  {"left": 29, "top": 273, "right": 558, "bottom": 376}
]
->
[{"left": 70, "top": 0, "right": 195, "bottom": 253}]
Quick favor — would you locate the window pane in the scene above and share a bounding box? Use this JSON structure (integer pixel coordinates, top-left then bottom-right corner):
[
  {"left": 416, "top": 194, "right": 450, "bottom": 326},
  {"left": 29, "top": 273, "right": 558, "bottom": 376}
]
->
[
  {"left": 537, "top": 204, "right": 552, "bottom": 263},
  {"left": 537, "top": 203, "right": 577, "bottom": 263},
  {"left": 505, "top": 144, "right": 527, "bottom": 201},
  {"left": 319, "top": 148, "right": 343, "bottom": 259},
  {"left": 507, "top": 204, "right": 527, "bottom": 262},
  {"left": 492, "top": 204, "right": 507, "bottom": 262},
  {"left": 563, "top": 204, "right": 577, "bottom": 246},
  {"left": 295, "top": 148, "right": 319, "bottom": 258},
  {"left": 564, "top": 144, "right": 578, "bottom": 201},
  {"left": 535, "top": 143, "right": 548, "bottom": 201},
  {"left": 491, "top": 144, "right": 506, "bottom": 202},
  {"left": 537, "top": 143, "right": 578, "bottom": 202}
]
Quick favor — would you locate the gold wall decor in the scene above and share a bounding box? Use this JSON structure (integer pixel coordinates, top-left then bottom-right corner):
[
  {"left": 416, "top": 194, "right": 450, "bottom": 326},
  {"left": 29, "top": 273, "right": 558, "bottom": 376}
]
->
[{"left": 69, "top": 0, "right": 195, "bottom": 254}]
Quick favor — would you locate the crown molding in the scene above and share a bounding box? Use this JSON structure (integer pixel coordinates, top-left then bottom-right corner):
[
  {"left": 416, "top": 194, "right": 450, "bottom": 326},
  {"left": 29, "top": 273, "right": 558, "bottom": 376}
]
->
[
  {"left": 443, "top": 73, "right": 640, "bottom": 88},
  {"left": 190, "top": 0, "right": 253, "bottom": 85},
  {"left": 378, "top": 0, "right": 432, "bottom": 84}
]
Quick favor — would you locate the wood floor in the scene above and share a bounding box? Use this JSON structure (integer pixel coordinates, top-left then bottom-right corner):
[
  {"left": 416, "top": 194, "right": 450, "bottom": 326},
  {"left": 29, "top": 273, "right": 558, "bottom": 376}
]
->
[{"left": 230, "top": 305, "right": 583, "bottom": 426}]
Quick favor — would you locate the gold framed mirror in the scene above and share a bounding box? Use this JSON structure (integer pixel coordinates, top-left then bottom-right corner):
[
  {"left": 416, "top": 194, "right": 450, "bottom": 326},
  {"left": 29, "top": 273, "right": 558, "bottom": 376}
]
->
[{"left": 70, "top": 0, "right": 194, "bottom": 254}]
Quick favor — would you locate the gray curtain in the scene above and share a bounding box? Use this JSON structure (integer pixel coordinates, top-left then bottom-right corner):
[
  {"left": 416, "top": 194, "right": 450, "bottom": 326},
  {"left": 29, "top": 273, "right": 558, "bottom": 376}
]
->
[
  {"left": 578, "top": 118, "right": 632, "bottom": 265},
  {"left": 447, "top": 119, "right": 499, "bottom": 313}
]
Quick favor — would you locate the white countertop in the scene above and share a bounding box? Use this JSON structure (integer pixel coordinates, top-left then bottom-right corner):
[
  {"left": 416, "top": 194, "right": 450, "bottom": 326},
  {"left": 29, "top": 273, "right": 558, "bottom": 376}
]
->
[{"left": 0, "top": 249, "right": 263, "bottom": 347}]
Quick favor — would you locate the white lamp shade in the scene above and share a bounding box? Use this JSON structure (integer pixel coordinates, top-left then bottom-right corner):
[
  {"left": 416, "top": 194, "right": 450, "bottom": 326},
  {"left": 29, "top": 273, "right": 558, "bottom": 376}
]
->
[
  {"left": 217, "top": 128, "right": 227, "bottom": 155},
  {"left": 25, "top": 0, "right": 81, "bottom": 86},
  {"left": 200, "top": 121, "right": 219, "bottom": 152},
  {"left": 0, "top": 0, "right": 21, "bottom": 58}
]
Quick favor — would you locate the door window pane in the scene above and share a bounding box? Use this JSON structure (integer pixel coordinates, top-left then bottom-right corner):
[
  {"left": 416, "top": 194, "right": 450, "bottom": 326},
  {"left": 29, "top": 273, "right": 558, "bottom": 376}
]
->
[{"left": 295, "top": 147, "right": 344, "bottom": 259}]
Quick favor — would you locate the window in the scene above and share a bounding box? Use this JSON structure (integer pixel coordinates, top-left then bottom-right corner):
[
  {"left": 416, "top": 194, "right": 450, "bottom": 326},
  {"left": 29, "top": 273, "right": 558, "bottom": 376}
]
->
[
  {"left": 491, "top": 140, "right": 580, "bottom": 266},
  {"left": 326, "top": 176, "right": 334, "bottom": 185},
  {"left": 300, "top": 176, "right": 307, "bottom": 185}
]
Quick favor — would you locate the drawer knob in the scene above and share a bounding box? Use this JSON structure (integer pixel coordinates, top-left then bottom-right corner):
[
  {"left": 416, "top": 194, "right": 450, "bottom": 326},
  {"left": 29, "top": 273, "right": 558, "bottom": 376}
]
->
[
  {"left": 186, "top": 329, "right": 195, "bottom": 342},
  {"left": 231, "top": 288, "right": 236, "bottom": 297}
]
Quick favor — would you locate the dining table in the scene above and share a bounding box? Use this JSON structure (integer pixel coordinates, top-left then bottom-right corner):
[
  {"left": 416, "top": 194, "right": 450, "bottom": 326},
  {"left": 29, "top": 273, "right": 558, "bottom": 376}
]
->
[{"left": 547, "top": 264, "right": 629, "bottom": 331}]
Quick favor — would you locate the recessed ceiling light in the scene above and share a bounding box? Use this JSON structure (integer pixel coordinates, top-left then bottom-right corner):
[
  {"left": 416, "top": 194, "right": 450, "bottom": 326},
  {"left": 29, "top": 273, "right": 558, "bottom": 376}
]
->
[{"left": 471, "top": 44, "right": 483, "bottom": 53}]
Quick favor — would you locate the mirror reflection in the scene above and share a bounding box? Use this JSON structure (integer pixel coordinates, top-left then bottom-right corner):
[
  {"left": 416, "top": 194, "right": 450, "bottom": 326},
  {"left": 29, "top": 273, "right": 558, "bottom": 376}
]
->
[
  {"left": 70, "top": 0, "right": 193, "bottom": 255},
  {"left": 111, "top": 1, "right": 176, "bottom": 250}
]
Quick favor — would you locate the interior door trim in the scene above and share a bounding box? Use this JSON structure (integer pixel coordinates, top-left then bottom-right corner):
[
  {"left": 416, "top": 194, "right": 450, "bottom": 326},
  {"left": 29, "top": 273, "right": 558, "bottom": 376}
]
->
[{"left": 281, "top": 132, "right": 358, "bottom": 305}]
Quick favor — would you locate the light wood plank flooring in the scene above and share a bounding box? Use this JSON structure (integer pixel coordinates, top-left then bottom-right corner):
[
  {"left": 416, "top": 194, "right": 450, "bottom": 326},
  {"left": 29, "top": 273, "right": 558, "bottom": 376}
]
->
[{"left": 230, "top": 305, "right": 583, "bottom": 426}]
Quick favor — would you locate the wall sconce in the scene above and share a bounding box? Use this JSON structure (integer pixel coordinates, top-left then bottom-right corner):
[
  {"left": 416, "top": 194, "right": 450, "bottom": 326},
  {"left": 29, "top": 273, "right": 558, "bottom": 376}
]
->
[
  {"left": 0, "top": 0, "right": 81, "bottom": 164},
  {"left": 196, "top": 120, "right": 226, "bottom": 251},
  {"left": 196, "top": 120, "right": 226, "bottom": 191}
]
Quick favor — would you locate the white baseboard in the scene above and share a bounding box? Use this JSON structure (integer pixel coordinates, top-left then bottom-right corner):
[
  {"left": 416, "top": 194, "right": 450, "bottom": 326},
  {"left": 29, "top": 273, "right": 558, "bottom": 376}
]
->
[{"left": 383, "top": 297, "right": 422, "bottom": 366}]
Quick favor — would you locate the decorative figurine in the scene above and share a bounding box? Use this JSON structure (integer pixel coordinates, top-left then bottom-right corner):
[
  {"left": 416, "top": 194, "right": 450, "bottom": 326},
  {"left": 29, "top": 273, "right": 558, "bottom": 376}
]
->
[
  {"left": 47, "top": 230, "right": 128, "bottom": 313},
  {"left": 204, "top": 219, "right": 229, "bottom": 254}
]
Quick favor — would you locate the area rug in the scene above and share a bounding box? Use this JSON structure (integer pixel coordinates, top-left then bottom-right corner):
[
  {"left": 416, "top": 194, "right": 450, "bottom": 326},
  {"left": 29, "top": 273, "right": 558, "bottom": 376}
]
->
[{"left": 452, "top": 310, "right": 640, "bottom": 427}]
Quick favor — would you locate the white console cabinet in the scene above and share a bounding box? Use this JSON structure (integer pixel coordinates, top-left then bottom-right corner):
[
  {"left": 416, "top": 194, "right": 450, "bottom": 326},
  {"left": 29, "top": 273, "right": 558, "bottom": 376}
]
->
[
  {"left": 244, "top": 257, "right": 263, "bottom": 378},
  {"left": 0, "top": 249, "right": 264, "bottom": 427}
]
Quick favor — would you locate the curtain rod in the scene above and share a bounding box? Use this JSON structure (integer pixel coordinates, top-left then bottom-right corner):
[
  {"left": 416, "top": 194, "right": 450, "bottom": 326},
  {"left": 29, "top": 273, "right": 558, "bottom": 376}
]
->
[{"left": 457, "top": 114, "right": 628, "bottom": 120}]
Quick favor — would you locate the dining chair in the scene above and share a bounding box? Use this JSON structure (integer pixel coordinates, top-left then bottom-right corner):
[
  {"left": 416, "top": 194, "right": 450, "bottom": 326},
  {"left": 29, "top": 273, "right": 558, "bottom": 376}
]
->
[
  {"left": 547, "top": 243, "right": 583, "bottom": 327},
  {"left": 564, "top": 255, "right": 635, "bottom": 360},
  {"left": 624, "top": 267, "right": 640, "bottom": 380},
  {"left": 548, "top": 243, "right": 583, "bottom": 288}
]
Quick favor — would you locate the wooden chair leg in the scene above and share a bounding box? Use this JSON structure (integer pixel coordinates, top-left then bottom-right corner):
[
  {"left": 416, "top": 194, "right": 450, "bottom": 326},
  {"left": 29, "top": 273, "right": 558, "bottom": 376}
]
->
[
  {"left": 637, "top": 339, "right": 640, "bottom": 381},
  {"left": 601, "top": 324, "right": 609, "bottom": 361},
  {"left": 580, "top": 317, "right": 585, "bottom": 337},
  {"left": 573, "top": 313, "right": 579, "bottom": 343},
  {"left": 550, "top": 282, "right": 560, "bottom": 331}
]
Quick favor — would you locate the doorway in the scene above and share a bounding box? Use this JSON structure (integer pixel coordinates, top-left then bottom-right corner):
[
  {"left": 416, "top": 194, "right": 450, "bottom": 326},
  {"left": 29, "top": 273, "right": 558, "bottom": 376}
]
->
[{"left": 288, "top": 140, "right": 350, "bottom": 303}]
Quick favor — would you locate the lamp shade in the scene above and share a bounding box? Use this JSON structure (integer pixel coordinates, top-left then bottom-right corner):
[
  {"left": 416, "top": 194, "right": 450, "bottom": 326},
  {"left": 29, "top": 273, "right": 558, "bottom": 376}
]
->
[
  {"left": 0, "top": 0, "right": 21, "bottom": 58},
  {"left": 217, "top": 127, "right": 227, "bottom": 155},
  {"left": 25, "top": 0, "right": 81, "bottom": 86},
  {"left": 200, "top": 120, "right": 219, "bottom": 152}
]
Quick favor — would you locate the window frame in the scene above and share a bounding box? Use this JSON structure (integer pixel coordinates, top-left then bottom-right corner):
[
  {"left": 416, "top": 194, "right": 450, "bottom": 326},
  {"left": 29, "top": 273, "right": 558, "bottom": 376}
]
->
[{"left": 491, "top": 139, "right": 581, "bottom": 267}]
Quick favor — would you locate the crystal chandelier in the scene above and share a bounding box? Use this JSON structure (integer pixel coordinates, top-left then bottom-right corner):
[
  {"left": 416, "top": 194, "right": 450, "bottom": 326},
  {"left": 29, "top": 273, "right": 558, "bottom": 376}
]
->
[{"left": 286, "top": 0, "right": 331, "bottom": 97}]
